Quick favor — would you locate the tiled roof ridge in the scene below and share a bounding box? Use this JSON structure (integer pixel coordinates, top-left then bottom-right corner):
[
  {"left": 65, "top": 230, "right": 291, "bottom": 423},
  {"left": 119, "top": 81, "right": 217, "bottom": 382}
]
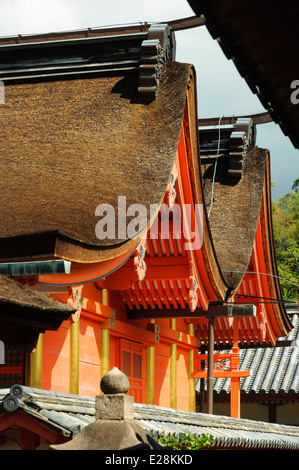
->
[{"left": 1, "top": 385, "right": 299, "bottom": 437}]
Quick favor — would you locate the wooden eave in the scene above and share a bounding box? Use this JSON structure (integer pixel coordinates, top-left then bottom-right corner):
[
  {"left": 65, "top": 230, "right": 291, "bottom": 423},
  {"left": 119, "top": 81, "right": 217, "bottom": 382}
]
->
[
  {"left": 187, "top": 0, "right": 299, "bottom": 149},
  {"left": 0, "top": 275, "right": 74, "bottom": 351},
  {"left": 2, "top": 64, "right": 228, "bottom": 316},
  {"left": 104, "top": 73, "right": 230, "bottom": 314},
  {"left": 0, "top": 56, "right": 190, "bottom": 264}
]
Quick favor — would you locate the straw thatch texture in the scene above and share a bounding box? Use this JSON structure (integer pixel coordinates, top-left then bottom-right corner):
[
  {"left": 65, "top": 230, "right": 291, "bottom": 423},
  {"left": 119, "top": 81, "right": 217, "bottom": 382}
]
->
[
  {"left": 200, "top": 146, "right": 267, "bottom": 289},
  {"left": 0, "top": 61, "right": 191, "bottom": 262},
  {"left": 0, "top": 275, "right": 74, "bottom": 350}
]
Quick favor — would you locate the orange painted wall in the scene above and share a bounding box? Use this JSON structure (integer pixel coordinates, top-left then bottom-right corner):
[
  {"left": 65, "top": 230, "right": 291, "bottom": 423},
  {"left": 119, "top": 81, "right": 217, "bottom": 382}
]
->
[
  {"left": 154, "top": 341, "right": 171, "bottom": 408},
  {"left": 42, "top": 320, "right": 70, "bottom": 393},
  {"left": 39, "top": 286, "right": 194, "bottom": 409},
  {"left": 177, "top": 346, "right": 190, "bottom": 411},
  {"left": 78, "top": 316, "right": 101, "bottom": 397}
]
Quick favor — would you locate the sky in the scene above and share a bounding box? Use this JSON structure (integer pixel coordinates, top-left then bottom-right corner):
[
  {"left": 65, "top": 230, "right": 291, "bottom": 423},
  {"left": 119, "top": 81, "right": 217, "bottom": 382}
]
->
[{"left": 0, "top": 0, "right": 298, "bottom": 199}]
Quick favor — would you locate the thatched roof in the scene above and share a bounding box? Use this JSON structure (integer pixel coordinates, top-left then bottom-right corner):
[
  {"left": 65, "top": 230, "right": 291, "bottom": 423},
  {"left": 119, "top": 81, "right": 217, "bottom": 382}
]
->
[
  {"left": 200, "top": 146, "right": 267, "bottom": 288},
  {"left": 0, "top": 275, "right": 74, "bottom": 351},
  {"left": 0, "top": 23, "right": 292, "bottom": 344},
  {"left": 0, "top": 61, "right": 191, "bottom": 263}
]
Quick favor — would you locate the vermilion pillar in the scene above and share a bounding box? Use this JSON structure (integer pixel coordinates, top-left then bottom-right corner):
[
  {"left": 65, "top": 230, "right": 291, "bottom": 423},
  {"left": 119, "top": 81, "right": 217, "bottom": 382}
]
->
[
  {"left": 230, "top": 318, "right": 241, "bottom": 418},
  {"left": 192, "top": 316, "right": 250, "bottom": 418}
]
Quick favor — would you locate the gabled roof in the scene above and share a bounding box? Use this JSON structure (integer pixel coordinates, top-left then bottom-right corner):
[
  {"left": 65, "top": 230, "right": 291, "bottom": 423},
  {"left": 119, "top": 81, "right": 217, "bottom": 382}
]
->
[
  {"left": 0, "top": 58, "right": 190, "bottom": 263},
  {"left": 0, "top": 24, "right": 229, "bottom": 308},
  {"left": 0, "top": 275, "right": 74, "bottom": 351},
  {"left": 200, "top": 145, "right": 266, "bottom": 289},
  {"left": 1, "top": 385, "right": 299, "bottom": 449},
  {"left": 0, "top": 21, "right": 292, "bottom": 344},
  {"left": 187, "top": 0, "right": 299, "bottom": 149},
  {"left": 197, "top": 119, "right": 292, "bottom": 342}
]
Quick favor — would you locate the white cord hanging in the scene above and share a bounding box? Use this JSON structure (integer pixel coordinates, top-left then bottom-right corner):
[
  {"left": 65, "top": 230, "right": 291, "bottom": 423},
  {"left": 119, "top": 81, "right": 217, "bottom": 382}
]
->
[{"left": 208, "top": 115, "right": 224, "bottom": 218}]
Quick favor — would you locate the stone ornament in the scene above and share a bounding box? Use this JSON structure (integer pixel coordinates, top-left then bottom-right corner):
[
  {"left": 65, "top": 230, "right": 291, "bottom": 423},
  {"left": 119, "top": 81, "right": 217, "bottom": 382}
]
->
[{"left": 100, "top": 367, "right": 130, "bottom": 395}]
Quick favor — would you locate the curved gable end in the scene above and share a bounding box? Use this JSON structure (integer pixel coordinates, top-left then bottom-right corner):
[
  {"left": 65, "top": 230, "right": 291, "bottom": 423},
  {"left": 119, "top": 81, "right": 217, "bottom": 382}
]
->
[
  {"left": 236, "top": 151, "right": 293, "bottom": 343},
  {"left": 0, "top": 60, "right": 190, "bottom": 263},
  {"left": 199, "top": 127, "right": 292, "bottom": 344}
]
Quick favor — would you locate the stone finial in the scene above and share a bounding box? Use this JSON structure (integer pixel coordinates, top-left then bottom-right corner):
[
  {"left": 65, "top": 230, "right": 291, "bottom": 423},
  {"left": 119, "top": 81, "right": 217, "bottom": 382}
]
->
[
  {"left": 100, "top": 367, "right": 130, "bottom": 395},
  {"left": 96, "top": 368, "right": 134, "bottom": 421},
  {"left": 51, "top": 368, "right": 168, "bottom": 449}
]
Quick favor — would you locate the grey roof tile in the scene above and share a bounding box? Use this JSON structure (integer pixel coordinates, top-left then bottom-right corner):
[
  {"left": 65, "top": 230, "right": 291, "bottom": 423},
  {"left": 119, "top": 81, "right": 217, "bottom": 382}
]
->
[
  {"left": 197, "top": 306, "right": 299, "bottom": 397},
  {"left": 1, "top": 385, "right": 299, "bottom": 449}
]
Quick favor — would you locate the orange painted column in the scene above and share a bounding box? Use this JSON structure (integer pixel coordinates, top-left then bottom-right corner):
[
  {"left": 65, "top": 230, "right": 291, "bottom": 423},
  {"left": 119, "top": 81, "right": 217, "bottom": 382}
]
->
[
  {"left": 230, "top": 318, "right": 241, "bottom": 418},
  {"left": 206, "top": 316, "right": 214, "bottom": 414},
  {"left": 147, "top": 319, "right": 155, "bottom": 405},
  {"left": 101, "top": 289, "right": 110, "bottom": 382},
  {"left": 170, "top": 319, "right": 177, "bottom": 409},
  {"left": 188, "top": 324, "right": 196, "bottom": 412},
  {"left": 29, "top": 333, "right": 43, "bottom": 389}
]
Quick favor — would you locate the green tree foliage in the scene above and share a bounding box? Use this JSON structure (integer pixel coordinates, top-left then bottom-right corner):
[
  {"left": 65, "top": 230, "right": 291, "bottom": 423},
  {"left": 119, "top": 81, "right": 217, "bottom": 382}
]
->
[
  {"left": 272, "top": 178, "right": 299, "bottom": 300},
  {"left": 155, "top": 431, "right": 214, "bottom": 450}
]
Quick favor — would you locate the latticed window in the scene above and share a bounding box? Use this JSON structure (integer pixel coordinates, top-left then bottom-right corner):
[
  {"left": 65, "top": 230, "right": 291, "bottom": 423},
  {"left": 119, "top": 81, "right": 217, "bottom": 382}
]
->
[
  {"left": 120, "top": 339, "right": 143, "bottom": 402},
  {"left": 0, "top": 349, "right": 24, "bottom": 388}
]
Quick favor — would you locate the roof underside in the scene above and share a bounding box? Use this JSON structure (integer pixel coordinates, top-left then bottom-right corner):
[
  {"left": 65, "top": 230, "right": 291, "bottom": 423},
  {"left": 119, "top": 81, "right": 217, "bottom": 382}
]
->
[
  {"left": 0, "top": 275, "right": 74, "bottom": 351},
  {"left": 188, "top": 0, "right": 299, "bottom": 149}
]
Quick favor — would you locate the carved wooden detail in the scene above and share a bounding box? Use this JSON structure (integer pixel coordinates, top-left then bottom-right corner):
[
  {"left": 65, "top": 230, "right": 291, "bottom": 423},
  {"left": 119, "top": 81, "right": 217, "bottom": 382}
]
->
[
  {"left": 134, "top": 240, "right": 147, "bottom": 281},
  {"left": 67, "top": 285, "right": 83, "bottom": 323},
  {"left": 189, "top": 265, "right": 199, "bottom": 312},
  {"left": 167, "top": 160, "right": 178, "bottom": 207}
]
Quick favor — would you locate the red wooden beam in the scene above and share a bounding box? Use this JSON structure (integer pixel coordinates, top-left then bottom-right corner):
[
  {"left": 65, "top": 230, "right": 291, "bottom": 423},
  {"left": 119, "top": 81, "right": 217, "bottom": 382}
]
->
[
  {"left": 191, "top": 369, "right": 251, "bottom": 378},
  {"left": 105, "top": 256, "right": 191, "bottom": 290}
]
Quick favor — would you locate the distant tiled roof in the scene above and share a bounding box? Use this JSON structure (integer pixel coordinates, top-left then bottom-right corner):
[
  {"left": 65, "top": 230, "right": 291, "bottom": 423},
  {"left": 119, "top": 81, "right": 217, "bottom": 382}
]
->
[
  {"left": 1, "top": 384, "right": 299, "bottom": 449},
  {"left": 196, "top": 304, "right": 299, "bottom": 399}
]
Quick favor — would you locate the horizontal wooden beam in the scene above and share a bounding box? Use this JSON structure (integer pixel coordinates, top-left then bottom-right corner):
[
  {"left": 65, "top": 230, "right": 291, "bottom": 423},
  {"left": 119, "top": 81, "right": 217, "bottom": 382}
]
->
[
  {"left": 127, "top": 304, "right": 256, "bottom": 319},
  {"left": 127, "top": 306, "right": 200, "bottom": 319},
  {"left": 207, "top": 304, "right": 257, "bottom": 318},
  {"left": 198, "top": 112, "right": 272, "bottom": 127},
  {"left": 101, "top": 318, "right": 157, "bottom": 347},
  {"left": 191, "top": 370, "right": 251, "bottom": 379},
  {"left": 105, "top": 256, "right": 190, "bottom": 290}
]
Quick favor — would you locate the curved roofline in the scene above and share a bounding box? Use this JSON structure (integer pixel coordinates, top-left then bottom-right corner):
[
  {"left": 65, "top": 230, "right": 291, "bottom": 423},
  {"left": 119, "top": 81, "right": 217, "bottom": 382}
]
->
[
  {"left": 182, "top": 67, "right": 229, "bottom": 301},
  {"left": 259, "top": 151, "right": 293, "bottom": 336}
]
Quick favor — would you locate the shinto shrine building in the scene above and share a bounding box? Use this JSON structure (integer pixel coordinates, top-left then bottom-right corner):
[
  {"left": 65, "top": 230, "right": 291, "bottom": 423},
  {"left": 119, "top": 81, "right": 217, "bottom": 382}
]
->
[{"left": 0, "top": 21, "right": 293, "bottom": 430}]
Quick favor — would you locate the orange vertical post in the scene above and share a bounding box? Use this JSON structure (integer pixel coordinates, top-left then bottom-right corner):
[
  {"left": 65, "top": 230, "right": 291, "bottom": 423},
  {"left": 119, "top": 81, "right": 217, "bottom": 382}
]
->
[
  {"left": 230, "top": 318, "right": 241, "bottom": 418},
  {"left": 206, "top": 316, "right": 214, "bottom": 414}
]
